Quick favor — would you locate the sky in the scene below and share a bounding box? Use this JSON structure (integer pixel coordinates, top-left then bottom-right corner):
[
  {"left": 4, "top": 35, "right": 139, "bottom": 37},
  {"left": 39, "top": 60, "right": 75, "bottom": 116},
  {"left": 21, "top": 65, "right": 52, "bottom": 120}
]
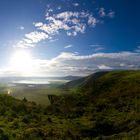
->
[{"left": 0, "top": 0, "right": 140, "bottom": 76}]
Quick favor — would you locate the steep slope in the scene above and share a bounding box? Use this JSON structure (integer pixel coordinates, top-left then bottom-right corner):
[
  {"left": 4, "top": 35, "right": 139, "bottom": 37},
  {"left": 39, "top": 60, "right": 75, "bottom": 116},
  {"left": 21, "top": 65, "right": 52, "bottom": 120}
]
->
[
  {"left": 63, "top": 71, "right": 108, "bottom": 90},
  {"left": 49, "top": 70, "right": 140, "bottom": 139}
]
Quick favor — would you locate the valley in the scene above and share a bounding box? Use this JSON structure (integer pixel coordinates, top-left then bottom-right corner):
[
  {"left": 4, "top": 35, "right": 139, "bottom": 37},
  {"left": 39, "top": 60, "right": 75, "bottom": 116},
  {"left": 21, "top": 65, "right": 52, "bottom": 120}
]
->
[{"left": 0, "top": 71, "right": 140, "bottom": 139}]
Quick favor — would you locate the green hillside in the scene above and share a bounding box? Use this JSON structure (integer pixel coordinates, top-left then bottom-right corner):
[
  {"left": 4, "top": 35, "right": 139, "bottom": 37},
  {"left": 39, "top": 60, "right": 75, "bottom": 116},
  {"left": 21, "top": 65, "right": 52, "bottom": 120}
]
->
[
  {"left": 63, "top": 71, "right": 108, "bottom": 90},
  {"left": 1, "top": 71, "right": 140, "bottom": 139},
  {"left": 50, "top": 71, "right": 140, "bottom": 139}
]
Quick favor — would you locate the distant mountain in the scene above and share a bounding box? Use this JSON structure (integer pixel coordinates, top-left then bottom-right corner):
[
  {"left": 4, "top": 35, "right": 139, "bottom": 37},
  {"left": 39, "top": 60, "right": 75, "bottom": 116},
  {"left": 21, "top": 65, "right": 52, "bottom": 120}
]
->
[
  {"left": 59, "top": 75, "right": 82, "bottom": 80},
  {"left": 63, "top": 71, "right": 109, "bottom": 90},
  {"left": 0, "top": 75, "right": 82, "bottom": 83}
]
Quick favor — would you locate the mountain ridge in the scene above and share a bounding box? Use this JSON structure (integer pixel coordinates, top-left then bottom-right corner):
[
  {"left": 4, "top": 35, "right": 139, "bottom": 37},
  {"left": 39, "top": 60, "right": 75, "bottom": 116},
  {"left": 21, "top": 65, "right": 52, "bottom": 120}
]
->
[{"left": 62, "top": 71, "right": 109, "bottom": 90}]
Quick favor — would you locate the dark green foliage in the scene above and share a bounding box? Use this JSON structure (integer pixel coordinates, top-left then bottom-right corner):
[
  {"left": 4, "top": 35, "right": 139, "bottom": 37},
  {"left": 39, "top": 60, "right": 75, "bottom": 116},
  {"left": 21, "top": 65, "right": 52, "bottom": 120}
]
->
[
  {"left": 22, "top": 97, "right": 27, "bottom": 102},
  {"left": 49, "top": 71, "right": 140, "bottom": 139},
  {"left": 1, "top": 70, "right": 140, "bottom": 139},
  {"left": 0, "top": 129, "right": 9, "bottom": 140}
]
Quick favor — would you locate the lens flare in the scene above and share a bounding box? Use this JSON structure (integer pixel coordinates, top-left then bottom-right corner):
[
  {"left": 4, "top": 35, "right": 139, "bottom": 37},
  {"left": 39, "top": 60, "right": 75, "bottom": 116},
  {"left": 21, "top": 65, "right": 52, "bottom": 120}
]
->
[{"left": 10, "top": 50, "right": 33, "bottom": 75}]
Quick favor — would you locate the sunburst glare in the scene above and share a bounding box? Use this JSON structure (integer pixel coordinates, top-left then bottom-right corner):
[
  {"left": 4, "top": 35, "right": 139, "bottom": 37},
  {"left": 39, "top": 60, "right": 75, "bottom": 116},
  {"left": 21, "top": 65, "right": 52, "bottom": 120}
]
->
[{"left": 10, "top": 50, "right": 33, "bottom": 75}]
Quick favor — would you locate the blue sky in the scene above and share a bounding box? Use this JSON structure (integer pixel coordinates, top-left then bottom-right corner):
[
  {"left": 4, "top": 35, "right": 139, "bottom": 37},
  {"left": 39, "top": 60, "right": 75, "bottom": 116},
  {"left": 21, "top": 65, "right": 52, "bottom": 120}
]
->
[{"left": 0, "top": 0, "right": 140, "bottom": 76}]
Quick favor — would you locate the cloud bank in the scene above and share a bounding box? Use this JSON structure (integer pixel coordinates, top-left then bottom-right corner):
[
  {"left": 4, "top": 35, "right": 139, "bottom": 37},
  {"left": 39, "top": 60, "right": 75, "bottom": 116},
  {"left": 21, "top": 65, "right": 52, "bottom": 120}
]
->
[{"left": 2, "top": 51, "right": 140, "bottom": 76}]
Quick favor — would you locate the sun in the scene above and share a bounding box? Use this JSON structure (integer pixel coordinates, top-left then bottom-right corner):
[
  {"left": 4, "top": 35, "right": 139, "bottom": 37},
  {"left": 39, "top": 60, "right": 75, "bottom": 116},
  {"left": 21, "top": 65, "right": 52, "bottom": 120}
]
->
[{"left": 10, "top": 50, "right": 33, "bottom": 75}]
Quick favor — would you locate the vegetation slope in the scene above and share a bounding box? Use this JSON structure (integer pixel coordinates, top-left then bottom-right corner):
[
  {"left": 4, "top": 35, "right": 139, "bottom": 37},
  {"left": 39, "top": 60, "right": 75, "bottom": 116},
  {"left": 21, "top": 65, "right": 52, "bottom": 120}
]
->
[{"left": 0, "top": 71, "right": 140, "bottom": 139}]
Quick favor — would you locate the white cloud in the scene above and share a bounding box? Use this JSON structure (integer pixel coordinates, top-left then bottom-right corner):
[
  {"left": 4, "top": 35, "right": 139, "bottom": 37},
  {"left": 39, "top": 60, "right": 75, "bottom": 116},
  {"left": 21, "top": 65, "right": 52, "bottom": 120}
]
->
[
  {"left": 94, "top": 47, "right": 104, "bottom": 51},
  {"left": 90, "top": 44, "right": 102, "bottom": 47},
  {"left": 16, "top": 31, "right": 49, "bottom": 48},
  {"left": 19, "top": 26, "right": 25, "bottom": 30},
  {"left": 57, "top": 11, "right": 95, "bottom": 31},
  {"left": 90, "top": 44, "right": 104, "bottom": 52},
  {"left": 73, "top": 3, "right": 79, "bottom": 6},
  {"left": 64, "top": 44, "right": 73, "bottom": 49},
  {"left": 15, "top": 40, "right": 35, "bottom": 48},
  {"left": 0, "top": 51, "right": 139, "bottom": 76},
  {"left": 15, "top": 11, "right": 99, "bottom": 48},
  {"left": 48, "top": 8, "right": 53, "bottom": 12},
  {"left": 108, "top": 10, "right": 115, "bottom": 18},
  {"left": 88, "top": 16, "right": 97, "bottom": 27},
  {"left": 25, "top": 31, "right": 49, "bottom": 43},
  {"left": 99, "top": 8, "right": 115, "bottom": 18},
  {"left": 49, "top": 38, "right": 59, "bottom": 43},
  {"left": 67, "top": 31, "right": 77, "bottom": 36},
  {"left": 34, "top": 22, "right": 43, "bottom": 27},
  {"left": 99, "top": 8, "right": 106, "bottom": 17},
  {"left": 98, "top": 64, "right": 112, "bottom": 70},
  {"left": 44, "top": 11, "right": 97, "bottom": 35},
  {"left": 42, "top": 52, "right": 140, "bottom": 76},
  {"left": 135, "top": 46, "right": 140, "bottom": 52},
  {"left": 57, "top": 6, "right": 61, "bottom": 10},
  {"left": 15, "top": 4, "right": 115, "bottom": 49}
]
